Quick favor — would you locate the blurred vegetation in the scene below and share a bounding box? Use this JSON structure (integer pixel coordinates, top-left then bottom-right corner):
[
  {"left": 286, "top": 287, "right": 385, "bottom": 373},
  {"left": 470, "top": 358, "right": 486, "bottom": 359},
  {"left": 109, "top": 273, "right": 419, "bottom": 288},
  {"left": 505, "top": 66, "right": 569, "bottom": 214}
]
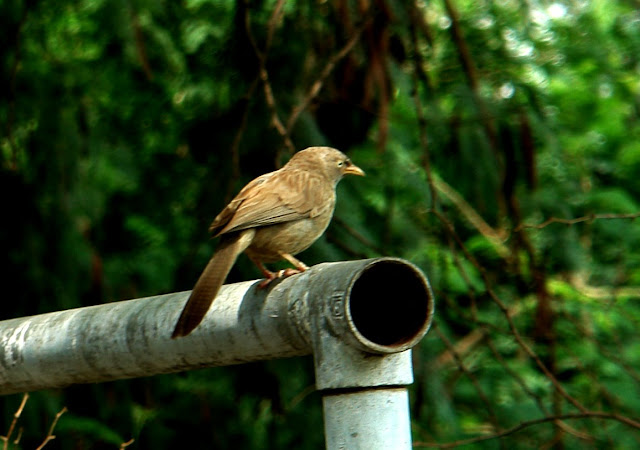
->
[{"left": 2, "top": 0, "right": 640, "bottom": 448}]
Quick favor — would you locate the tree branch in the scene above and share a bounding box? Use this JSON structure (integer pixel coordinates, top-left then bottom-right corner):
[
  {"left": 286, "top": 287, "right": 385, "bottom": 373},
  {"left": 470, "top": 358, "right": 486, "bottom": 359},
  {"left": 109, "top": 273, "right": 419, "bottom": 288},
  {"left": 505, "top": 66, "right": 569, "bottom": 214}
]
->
[
  {"left": 35, "top": 407, "right": 67, "bottom": 450},
  {"left": 514, "top": 212, "right": 640, "bottom": 232},
  {"left": 414, "top": 412, "right": 640, "bottom": 448},
  {"left": 243, "top": 0, "right": 295, "bottom": 156},
  {"left": 431, "top": 209, "right": 589, "bottom": 413},
  {"left": 0, "top": 393, "right": 29, "bottom": 450},
  {"left": 285, "top": 16, "right": 371, "bottom": 137}
]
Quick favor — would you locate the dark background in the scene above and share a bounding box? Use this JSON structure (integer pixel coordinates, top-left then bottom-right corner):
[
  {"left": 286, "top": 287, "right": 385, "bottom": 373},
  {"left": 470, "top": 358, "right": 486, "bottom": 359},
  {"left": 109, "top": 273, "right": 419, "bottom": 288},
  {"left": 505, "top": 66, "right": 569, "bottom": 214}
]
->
[{"left": 1, "top": 0, "right": 639, "bottom": 448}]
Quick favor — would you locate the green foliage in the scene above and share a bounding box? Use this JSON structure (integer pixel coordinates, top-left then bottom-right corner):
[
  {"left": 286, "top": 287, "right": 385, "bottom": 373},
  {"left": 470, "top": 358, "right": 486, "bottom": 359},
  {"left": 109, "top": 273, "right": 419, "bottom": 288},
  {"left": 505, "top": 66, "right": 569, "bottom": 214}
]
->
[{"left": 1, "top": 0, "right": 639, "bottom": 448}]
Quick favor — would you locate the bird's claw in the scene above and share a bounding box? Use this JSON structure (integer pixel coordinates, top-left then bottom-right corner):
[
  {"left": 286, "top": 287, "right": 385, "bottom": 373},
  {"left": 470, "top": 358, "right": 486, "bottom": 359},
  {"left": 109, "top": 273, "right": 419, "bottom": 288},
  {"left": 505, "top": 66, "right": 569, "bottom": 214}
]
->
[
  {"left": 257, "top": 268, "right": 304, "bottom": 289},
  {"left": 281, "top": 268, "right": 303, "bottom": 277}
]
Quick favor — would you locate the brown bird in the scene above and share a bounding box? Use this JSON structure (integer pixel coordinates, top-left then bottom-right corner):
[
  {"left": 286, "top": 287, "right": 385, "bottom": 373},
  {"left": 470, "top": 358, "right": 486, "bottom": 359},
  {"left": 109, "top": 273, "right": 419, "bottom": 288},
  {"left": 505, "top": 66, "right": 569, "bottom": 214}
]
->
[{"left": 171, "top": 146, "right": 364, "bottom": 338}]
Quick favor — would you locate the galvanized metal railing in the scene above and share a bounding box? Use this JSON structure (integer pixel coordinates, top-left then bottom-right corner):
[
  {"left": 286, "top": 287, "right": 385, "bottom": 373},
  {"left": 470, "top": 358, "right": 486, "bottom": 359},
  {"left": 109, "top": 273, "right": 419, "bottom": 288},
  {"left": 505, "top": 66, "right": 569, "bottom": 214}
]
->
[{"left": 0, "top": 257, "right": 435, "bottom": 449}]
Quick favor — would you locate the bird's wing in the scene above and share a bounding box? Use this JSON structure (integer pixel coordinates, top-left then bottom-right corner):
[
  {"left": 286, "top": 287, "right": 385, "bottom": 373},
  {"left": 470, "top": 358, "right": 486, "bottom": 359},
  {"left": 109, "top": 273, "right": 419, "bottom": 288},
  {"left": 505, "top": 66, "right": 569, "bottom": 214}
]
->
[{"left": 210, "top": 169, "right": 334, "bottom": 236}]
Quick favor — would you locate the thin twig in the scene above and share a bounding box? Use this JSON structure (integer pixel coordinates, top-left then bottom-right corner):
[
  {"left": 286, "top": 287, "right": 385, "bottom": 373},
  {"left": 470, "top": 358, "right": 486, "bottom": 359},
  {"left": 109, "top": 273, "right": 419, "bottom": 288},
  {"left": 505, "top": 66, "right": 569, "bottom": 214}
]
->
[
  {"left": 332, "top": 215, "right": 383, "bottom": 255},
  {"left": 120, "top": 438, "right": 135, "bottom": 449},
  {"left": 431, "top": 209, "right": 589, "bottom": 413},
  {"left": 129, "top": 4, "right": 153, "bottom": 80},
  {"left": 561, "top": 309, "right": 640, "bottom": 387},
  {"left": 409, "top": 3, "right": 438, "bottom": 209},
  {"left": 285, "top": 16, "right": 371, "bottom": 136},
  {"left": 265, "top": 0, "right": 286, "bottom": 53},
  {"left": 514, "top": 212, "right": 640, "bottom": 232},
  {"left": 442, "top": 0, "right": 498, "bottom": 153},
  {"left": 433, "top": 323, "right": 502, "bottom": 431},
  {"left": 432, "top": 173, "right": 509, "bottom": 257},
  {"left": 35, "top": 406, "right": 68, "bottom": 450},
  {"left": 11, "top": 427, "right": 23, "bottom": 446},
  {"left": 243, "top": 0, "right": 295, "bottom": 155},
  {"left": 414, "top": 411, "right": 640, "bottom": 448},
  {"left": 1, "top": 393, "right": 29, "bottom": 450}
]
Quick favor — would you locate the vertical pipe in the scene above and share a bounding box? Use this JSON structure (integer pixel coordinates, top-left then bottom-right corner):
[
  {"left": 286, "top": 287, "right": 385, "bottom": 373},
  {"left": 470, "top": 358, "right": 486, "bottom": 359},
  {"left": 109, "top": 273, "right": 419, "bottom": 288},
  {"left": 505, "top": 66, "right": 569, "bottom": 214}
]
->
[
  {"left": 304, "top": 258, "right": 435, "bottom": 449},
  {"left": 323, "top": 388, "right": 412, "bottom": 450}
]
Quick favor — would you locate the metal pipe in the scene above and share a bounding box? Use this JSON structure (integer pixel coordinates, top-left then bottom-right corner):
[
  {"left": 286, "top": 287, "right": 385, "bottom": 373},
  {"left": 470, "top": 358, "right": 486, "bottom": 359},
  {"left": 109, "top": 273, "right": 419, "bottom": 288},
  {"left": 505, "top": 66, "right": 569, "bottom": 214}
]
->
[
  {"left": 304, "top": 258, "right": 434, "bottom": 449},
  {"left": 323, "top": 388, "right": 412, "bottom": 449},
  {"left": 0, "top": 257, "right": 434, "bottom": 449},
  {"left": 0, "top": 281, "right": 308, "bottom": 395}
]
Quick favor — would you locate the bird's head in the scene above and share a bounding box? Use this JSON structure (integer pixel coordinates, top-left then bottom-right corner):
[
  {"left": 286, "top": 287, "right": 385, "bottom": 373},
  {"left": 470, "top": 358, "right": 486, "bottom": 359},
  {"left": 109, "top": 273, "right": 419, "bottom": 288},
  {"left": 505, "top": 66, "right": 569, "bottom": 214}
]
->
[{"left": 289, "top": 146, "right": 365, "bottom": 184}]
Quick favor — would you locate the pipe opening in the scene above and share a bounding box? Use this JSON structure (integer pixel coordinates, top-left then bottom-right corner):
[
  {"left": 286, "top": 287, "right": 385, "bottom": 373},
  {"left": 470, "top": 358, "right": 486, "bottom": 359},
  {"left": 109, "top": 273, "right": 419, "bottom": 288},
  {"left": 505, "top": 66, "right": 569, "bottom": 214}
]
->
[{"left": 348, "top": 260, "right": 434, "bottom": 351}]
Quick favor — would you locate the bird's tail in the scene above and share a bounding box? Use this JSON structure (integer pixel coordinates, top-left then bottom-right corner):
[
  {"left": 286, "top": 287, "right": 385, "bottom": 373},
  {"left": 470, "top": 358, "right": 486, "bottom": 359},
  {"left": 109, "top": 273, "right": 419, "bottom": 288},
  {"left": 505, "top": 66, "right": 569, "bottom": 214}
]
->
[{"left": 171, "top": 229, "right": 255, "bottom": 338}]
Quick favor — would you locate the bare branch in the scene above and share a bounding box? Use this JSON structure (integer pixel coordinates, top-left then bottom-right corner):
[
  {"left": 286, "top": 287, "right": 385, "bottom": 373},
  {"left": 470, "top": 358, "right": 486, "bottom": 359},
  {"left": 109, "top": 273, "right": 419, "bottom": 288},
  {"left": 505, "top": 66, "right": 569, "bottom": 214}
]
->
[
  {"left": 414, "top": 412, "right": 640, "bottom": 448},
  {"left": 129, "top": 6, "right": 153, "bottom": 81},
  {"left": 265, "top": 0, "right": 286, "bottom": 52},
  {"left": 120, "top": 438, "right": 135, "bottom": 449},
  {"left": 433, "top": 323, "right": 502, "bottom": 430},
  {"left": 431, "top": 209, "right": 589, "bottom": 413},
  {"left": 432, "top": 173, "right": 509, "bottom": 257},
  {"left": 1, "top": 393, "right": 29, "bottom": 450},
  {"left": 442, "top": 0, "right": 498, "bottom": 152},
  {"left": 409, "top": 3, "right": 438, "bottom": 208},
  {"left": 35, "top": 406, "right": 67, "bottom": 450},
  {"left": 514, "top": 212, "right": 640, "bottom": 232},
  {"left": 243, "top": 0, "right": 295, "bottom": 155},
  {"left": 285, "top": 17, "right": 371, "bottom": 136}
]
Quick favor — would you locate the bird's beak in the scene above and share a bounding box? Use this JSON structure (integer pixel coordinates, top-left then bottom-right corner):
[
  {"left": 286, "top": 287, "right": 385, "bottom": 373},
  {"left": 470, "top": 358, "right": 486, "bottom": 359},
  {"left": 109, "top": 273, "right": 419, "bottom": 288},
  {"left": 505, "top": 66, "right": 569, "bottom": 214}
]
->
[{"left": 344, "top": 164, "right": 365, "bottom": 177}]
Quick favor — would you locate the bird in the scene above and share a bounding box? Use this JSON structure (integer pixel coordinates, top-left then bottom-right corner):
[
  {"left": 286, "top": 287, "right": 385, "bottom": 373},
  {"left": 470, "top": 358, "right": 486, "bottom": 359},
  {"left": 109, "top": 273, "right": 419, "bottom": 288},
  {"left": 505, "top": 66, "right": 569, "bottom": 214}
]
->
[{"left": 171, "top": 146, "right": 364, "bottom": 338}]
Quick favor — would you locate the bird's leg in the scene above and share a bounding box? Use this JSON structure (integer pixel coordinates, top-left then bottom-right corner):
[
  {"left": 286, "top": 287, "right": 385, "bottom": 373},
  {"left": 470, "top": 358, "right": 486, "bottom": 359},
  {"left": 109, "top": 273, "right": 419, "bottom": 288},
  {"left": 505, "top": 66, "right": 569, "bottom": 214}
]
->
[
  {"left": 251, "top": 259, "right": 280, "bottom": 288},
  {"left": 279, "top": 253, "right": 309, "bottom": 276},
  {"left": 251, "top": 254, "right": 309, "bottom": 288}
]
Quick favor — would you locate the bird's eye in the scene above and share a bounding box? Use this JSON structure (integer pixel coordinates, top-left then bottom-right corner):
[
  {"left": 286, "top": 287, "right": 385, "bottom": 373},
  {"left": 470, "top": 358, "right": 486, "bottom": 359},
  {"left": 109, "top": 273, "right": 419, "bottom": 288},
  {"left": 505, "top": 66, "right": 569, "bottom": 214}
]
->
[{"left": 337, "top": 161, "right": 344, "bottom": 167}]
